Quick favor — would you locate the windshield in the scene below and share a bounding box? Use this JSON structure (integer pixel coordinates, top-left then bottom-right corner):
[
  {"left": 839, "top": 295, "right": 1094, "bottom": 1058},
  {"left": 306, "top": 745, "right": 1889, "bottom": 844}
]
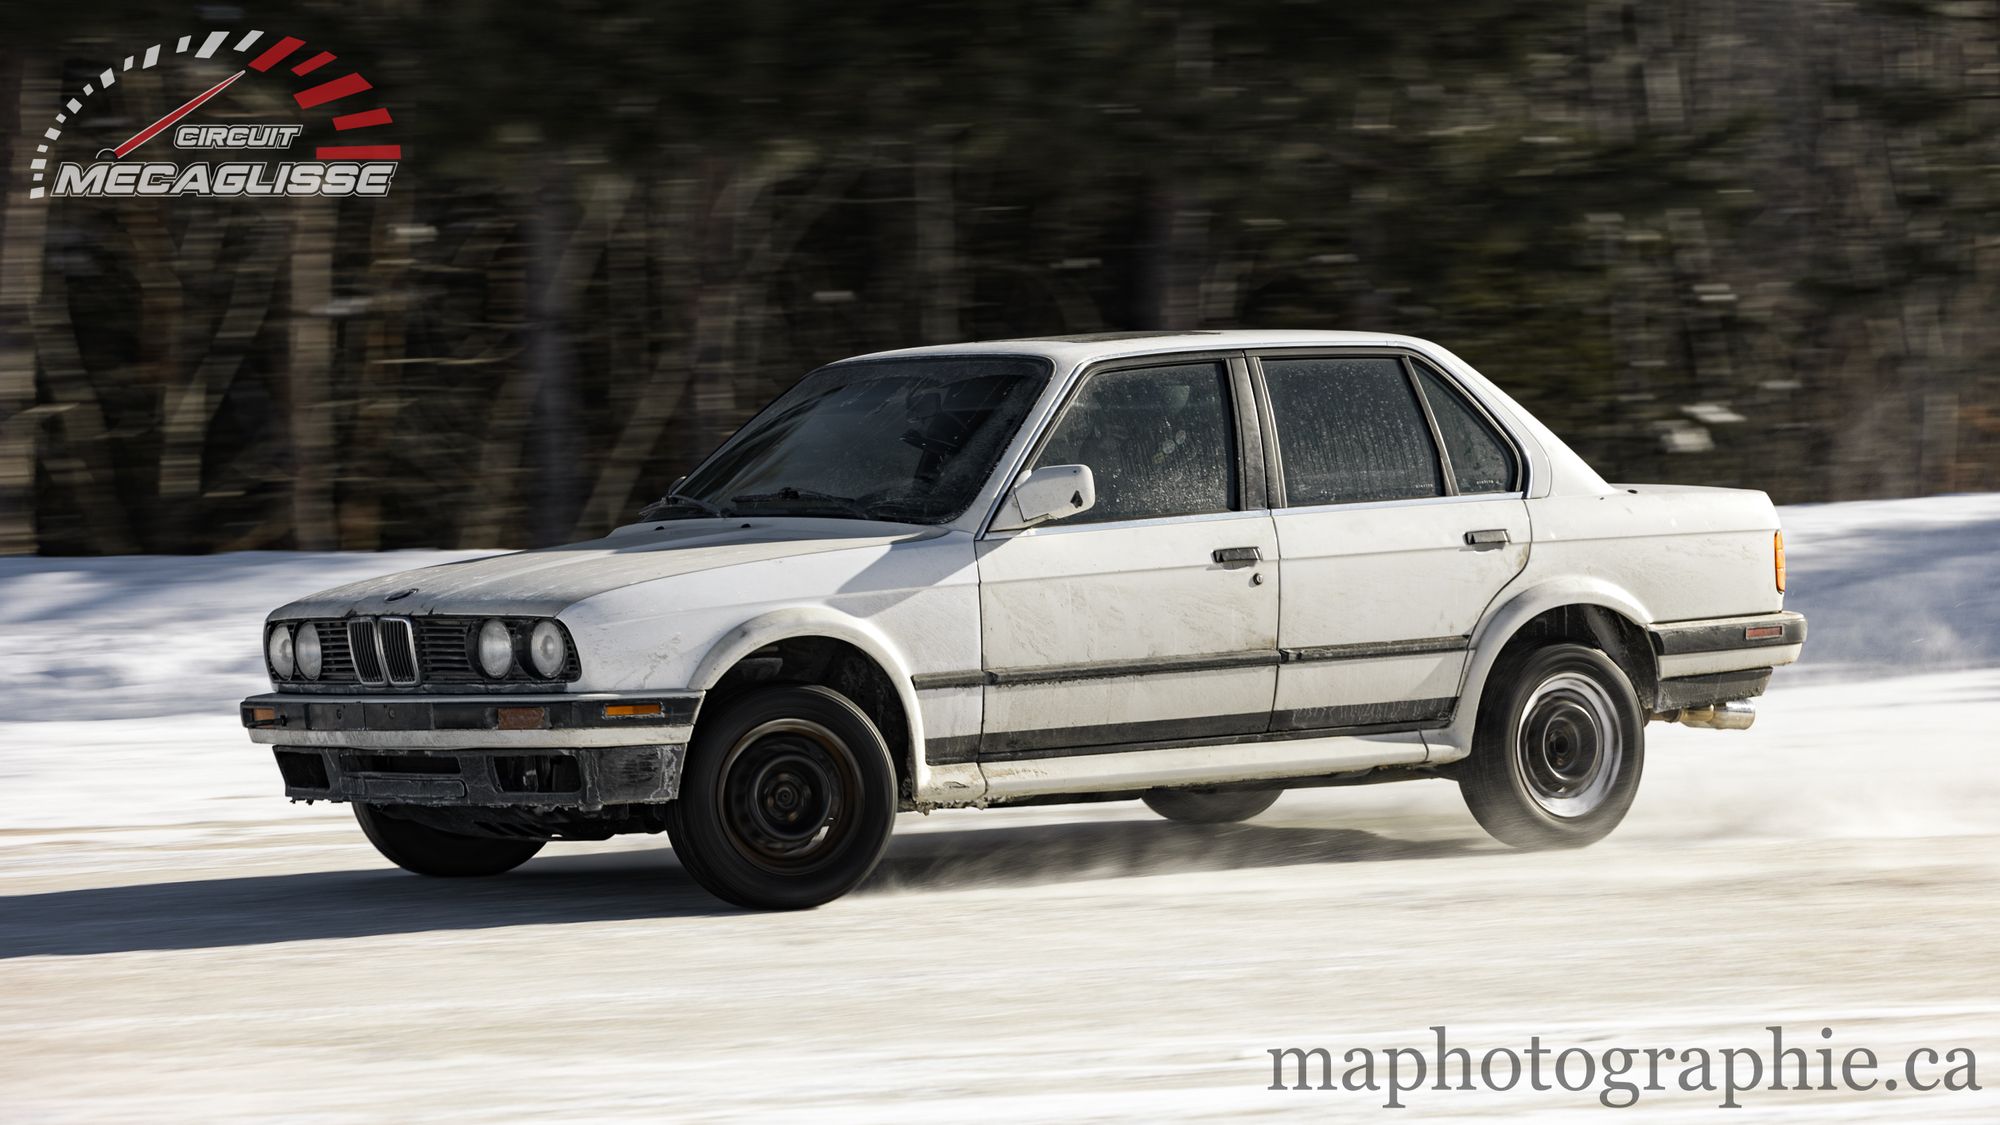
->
[{"left": 645, "top": 356, "right": 1051, "bottom": 524}]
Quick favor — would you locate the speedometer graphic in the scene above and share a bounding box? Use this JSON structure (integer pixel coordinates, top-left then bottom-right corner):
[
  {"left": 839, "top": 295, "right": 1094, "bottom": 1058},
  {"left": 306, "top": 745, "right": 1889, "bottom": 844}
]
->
[{"left": 26, "top": 28, "right": 401, "bottom": 200}]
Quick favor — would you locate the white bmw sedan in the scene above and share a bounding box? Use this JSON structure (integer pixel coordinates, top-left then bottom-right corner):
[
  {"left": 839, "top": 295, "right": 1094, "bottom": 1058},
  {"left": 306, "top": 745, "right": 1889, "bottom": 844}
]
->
[{"left": 244, "top": 331, "right": 1804, "bottom": 909}]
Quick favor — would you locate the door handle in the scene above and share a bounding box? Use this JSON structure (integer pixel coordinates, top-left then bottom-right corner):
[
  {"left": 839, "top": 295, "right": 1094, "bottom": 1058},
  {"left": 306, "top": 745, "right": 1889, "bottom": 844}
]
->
[
  {"left": 1212, "top": 546, "right": 1262, "bottom": 566},
  {"left": 1464, "top": 528, "right": 1510, "bottom": 548}
]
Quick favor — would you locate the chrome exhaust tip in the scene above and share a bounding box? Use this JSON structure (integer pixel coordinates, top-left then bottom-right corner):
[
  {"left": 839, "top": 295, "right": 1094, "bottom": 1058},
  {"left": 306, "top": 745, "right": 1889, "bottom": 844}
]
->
[{"left": 1675, "top": 700, "right": 1757, "bottom": 730}]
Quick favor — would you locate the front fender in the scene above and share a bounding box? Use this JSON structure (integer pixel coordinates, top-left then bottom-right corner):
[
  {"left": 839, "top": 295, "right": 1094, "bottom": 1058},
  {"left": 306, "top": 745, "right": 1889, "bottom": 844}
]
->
[{"left": 687, "top": 606, "right": 932, "bottom": 793}]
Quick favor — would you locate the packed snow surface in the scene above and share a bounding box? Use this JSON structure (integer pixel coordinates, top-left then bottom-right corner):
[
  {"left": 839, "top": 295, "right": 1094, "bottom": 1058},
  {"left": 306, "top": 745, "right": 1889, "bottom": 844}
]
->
[{"left": 2, "top": 495, "right": 1997, "bottom": 1120}]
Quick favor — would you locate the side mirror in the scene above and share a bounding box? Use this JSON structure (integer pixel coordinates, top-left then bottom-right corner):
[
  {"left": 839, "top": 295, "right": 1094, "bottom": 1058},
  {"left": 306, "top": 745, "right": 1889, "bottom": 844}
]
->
[{"left": 991, "top": 464, "right": 1095, "bottom": 532}]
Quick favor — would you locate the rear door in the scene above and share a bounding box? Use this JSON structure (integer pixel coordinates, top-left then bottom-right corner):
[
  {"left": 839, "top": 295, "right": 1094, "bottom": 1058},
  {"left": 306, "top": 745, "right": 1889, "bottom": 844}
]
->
[
  {"left": 1254, "top": 351, "right": 1531, "bottom": 732},
  {"left": 975, "top": 355, "right": 1279, "bottom": 759}
]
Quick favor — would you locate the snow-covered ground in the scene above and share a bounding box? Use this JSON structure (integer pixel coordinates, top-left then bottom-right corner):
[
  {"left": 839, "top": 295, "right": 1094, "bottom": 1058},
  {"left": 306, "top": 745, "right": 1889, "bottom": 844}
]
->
[{"left": 2, "top": 496, "right": 1998, "bottom": 1121}]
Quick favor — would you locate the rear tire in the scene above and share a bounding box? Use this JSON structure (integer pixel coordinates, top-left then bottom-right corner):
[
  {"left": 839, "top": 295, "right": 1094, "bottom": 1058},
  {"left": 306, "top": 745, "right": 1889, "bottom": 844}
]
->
[
  {"left": 1142, "top": 787, "right": 1281, "bottom": 824},
  {"left": 1459, "top": 643, "right": 1644, "bottom": 849},
  {"left": 353, "top": 804, "right": 545, "bottom": 877},
  {"left": 666, "top": 684, "right": 898, "bottom": 910}
]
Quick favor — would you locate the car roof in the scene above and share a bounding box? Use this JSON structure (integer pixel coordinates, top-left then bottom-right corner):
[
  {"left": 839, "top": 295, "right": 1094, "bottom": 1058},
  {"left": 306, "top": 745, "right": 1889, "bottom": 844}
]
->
[{"left": 838, "top": 329, "right": 1443, "bottom": 369}]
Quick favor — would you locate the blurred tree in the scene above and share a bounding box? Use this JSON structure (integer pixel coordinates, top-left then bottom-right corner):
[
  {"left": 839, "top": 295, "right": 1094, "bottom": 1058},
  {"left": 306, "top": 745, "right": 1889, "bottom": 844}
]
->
[
  {"left": 1, "top": 0, "right": 1996, "bottom": 554},
  {"left": 0, "top": 52, "right": 50, "bottom": 554}
]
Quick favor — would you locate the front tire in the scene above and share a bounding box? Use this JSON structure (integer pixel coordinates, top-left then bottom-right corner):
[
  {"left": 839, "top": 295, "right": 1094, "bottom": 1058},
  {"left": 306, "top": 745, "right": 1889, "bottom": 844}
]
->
[
  {"left": 1459, "top": 643, "right": 1644, "bottom": 849},
  {"left": 353, "top": 804, "right": 545, "bottom": 877},
  {"left": 1142, "top": 787, "right": 1281, "bottom": 824},
  {"left": 666, "top": 684, "right": 898, "bottom": 910}
]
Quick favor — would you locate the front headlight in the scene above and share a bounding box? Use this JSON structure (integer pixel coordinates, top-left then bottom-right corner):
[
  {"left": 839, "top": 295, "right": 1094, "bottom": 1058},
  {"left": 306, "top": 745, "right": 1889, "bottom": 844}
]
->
[
  {"left": 477, "top": 619, "right": 514, "bottom": 678},
  {"left": 266, "top": 624, "right": 295, "bottom": 680},
  {"left": 528, "top": 620, "right": 568, "bottom": 678},
  {"left": 295, "top": 623, "right": 323, "bottom": 680}
]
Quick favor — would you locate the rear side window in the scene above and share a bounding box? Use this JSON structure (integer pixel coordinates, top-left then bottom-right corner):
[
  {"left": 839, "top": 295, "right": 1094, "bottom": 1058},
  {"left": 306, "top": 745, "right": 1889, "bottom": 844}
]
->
[
  {"left": 1032, "top": 362, "right": 1236, "bottom": 524},
  {"left": 1262, "top": 357, "right": 1442, "bottom": 505},
  {"left": 1414, "top": 363, "right": 1520, "bottom": 494}
]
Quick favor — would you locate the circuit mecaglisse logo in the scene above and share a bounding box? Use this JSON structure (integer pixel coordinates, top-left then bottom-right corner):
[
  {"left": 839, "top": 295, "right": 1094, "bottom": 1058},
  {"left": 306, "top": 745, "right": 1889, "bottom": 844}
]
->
[{"left": 27, "top": 28, "right": 400, "bottom": 200}]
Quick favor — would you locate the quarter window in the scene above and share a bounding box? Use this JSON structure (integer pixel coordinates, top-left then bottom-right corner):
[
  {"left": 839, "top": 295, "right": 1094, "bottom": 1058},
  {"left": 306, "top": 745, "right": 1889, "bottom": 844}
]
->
[
  {"left": 1262, "top": 357, "right": 1442, "bottom": 505},
  {"left": 1413, "top": 363, "right": 1520, "bottom": 494},
  {"left": 1031, "top": 362, "right": 1236, "bottom": 524}
]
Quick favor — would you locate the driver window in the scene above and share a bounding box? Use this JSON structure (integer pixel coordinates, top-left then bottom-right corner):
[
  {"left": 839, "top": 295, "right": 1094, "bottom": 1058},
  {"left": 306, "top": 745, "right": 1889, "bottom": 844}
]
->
[{"left": 1031, "top": 362, "right": 1236, "bottom": 525}]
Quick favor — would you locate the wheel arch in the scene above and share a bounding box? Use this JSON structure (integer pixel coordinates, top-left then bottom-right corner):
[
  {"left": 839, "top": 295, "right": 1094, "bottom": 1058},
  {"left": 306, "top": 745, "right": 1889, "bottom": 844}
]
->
[
  {"left": 689, "top": 608, "right": 927, "bottom": 802},
  {"left": 1433, "top": 580, "right": 1659, "bottom": 764}
]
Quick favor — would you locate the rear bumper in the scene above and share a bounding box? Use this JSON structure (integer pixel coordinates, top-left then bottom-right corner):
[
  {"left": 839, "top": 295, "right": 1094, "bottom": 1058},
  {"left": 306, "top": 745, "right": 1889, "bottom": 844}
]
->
[
  {"left": 271, "top": 745, "right": 684, "bottom": 809},
  {"left": 1646, "top": 610, "right": 1805, "bottom": 714},
  {"left": 1649, "top": 610, "right": 1806, "bottom": 679},
  {"left": 1653, "top": 667, "right": 1773, "bottom": 713}
]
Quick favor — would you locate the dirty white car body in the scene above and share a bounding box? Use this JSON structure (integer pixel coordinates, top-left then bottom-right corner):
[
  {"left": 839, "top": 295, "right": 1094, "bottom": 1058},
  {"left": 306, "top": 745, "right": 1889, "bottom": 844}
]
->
[{"left": 245, "top": 330, "right": 1804, "bottom": 907}]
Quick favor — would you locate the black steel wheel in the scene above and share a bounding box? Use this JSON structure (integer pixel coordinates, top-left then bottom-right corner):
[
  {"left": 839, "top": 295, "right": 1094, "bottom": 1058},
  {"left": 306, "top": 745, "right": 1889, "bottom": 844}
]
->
[
  {"left": 353, "top": 804, "right": 545, "bottom": 877},
  {"left": 666, "top": 684, "right": 897, "bottom": 910},
  {"left": 1459, "top": 643, "right": 1645, "bottom": 849}
]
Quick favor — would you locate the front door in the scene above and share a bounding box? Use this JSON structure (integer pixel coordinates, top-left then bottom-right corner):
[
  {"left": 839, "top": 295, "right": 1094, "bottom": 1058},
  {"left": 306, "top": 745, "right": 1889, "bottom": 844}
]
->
[
  {"left": 975, "top": 358, "right": 1279, "bottom": 761},
  {"left": 1254, "top": 352, "right": 1532, "bottom": 731}
]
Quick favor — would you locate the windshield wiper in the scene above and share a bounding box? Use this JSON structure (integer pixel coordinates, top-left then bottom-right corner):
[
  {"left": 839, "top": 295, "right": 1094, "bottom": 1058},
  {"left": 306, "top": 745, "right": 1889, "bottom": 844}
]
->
[
  {"left": 639, "top": 492, "right": 727, "bottom": 520},
  {"left": 726, "top": 487, "right": 874, "bottom": 519},
  {"left": 854, "top": 495, "right": 935, "bottom": 521}
]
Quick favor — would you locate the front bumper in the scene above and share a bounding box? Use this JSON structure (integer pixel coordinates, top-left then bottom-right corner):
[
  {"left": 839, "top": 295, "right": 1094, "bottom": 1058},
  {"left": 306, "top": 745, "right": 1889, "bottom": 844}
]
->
[
  {"left": 240, "top": 690, "right": 700, "bottom": 749},
  {"left": 243, "top": 690, "right": 702, "bottom": 809},
  {"left": 270, "top": 744, "right": 685, "bottom": 809}
]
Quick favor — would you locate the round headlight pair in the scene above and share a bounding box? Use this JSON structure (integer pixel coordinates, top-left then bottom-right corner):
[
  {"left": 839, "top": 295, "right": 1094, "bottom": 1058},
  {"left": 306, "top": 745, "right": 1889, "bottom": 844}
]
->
[
  {"left": 267, "top": 624, "right": 324, "bottom": 681},
  {"left": 475, "top": 619, "right": 569, "bottom": 679}
]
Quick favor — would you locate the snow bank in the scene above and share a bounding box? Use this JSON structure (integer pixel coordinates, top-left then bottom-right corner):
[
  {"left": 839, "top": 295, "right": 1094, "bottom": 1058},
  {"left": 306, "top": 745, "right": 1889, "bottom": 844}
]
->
[
  {"left": 0, "top": 494, "right": 1994, "bottom": 724},
  {"left": 1774, "top": 492, "right": 2000, "bottom": 676},
  {"left": 0, "top": 549, "right": 481, "bottom": 722}
]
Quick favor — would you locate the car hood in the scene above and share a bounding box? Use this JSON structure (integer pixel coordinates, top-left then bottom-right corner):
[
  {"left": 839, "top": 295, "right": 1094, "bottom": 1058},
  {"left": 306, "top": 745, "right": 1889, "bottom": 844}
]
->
[{"left": 269, "top": 519, "right": 944, "bottom": 620}]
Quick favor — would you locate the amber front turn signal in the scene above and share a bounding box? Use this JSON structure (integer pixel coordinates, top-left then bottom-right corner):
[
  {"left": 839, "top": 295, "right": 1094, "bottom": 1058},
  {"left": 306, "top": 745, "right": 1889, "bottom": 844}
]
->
[
  {"left": 1774, "top": 530, "right": 1787, "bottom": 593},
  {"left": 602, "top": 702, "right": 665, "bottom": 719}
]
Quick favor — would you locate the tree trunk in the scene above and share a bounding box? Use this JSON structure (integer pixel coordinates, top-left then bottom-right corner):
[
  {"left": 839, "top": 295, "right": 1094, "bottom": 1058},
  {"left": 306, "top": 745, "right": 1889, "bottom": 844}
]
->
[
  {"left": 913, "top": 136, "right": 961, "bottom": 343},
  {"left": 1138, "top": 17, "right": 1213, "bottom": 330},
  {"left": 0, "top": 54, "right": 47, "bottom": 555},
  {"left": 341, "top": 192, "right": 414, "bottom": 550},
  {"left": 457, "top": 168, "right": 628, "bottom": 548},
  {"left": 687, "top": 157, "right": 753, "bottom": 460},
  {"left": 527, "top": 163, "right": 582, "bottom": 546},
  {"left": 572, "top": 171, "right": 701, "bottom": 537},
  {"left": 569, "top": 148, "right": 834, "bottom": 538},
  {"left": 1139, "top": 181, "right": 1208, "bottom": 330},
  {"left": 32, "top": 269, "right": 138, "bottom": 553},
  {"left": 156, "top": 214, "right": 278, "bottom": 527},
  {"left": 289, "top": 202, "right": 339, "bottom": 550}
]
